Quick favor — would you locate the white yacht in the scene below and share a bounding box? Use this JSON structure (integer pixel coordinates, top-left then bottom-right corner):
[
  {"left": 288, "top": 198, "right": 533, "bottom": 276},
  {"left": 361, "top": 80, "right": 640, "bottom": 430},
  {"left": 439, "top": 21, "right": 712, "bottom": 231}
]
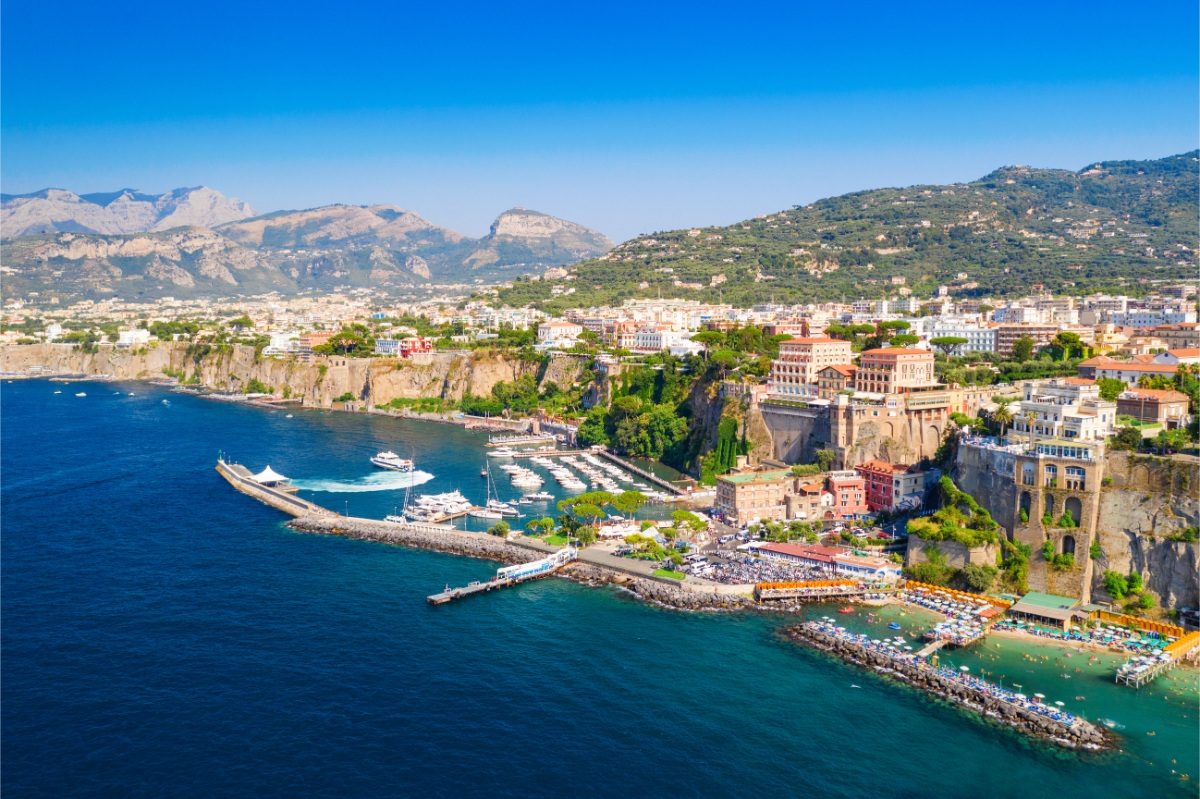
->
[
  {"left": 371, "top": 451, "right": 415, "bottom": 472},
  {"left": 524, "top": 491, "right": 555, "bottom": 502},
  {"left": 469, "top": 508, "right": 504, "bottom": 520}
]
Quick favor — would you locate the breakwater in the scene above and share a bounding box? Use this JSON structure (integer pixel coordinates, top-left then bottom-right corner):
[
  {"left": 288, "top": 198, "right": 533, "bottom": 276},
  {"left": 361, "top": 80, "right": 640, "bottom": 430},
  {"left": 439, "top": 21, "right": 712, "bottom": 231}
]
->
[
  {"left": 785, "top": 622, "right": 1117, "bottom": 751},
  {"left": 287, "top": 514, "right": 754, "bottom": 611}
]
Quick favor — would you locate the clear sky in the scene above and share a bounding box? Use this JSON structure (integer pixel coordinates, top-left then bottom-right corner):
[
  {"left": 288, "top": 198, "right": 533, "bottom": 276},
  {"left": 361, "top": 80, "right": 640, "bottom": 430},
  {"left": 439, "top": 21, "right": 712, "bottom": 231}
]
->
[{"left": 3, "top": 0, "right": 1197, "bottom": 240}]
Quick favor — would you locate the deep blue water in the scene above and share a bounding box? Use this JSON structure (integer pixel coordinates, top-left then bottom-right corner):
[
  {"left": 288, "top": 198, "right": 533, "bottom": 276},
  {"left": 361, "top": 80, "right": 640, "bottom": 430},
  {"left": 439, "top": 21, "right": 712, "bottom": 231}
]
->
[{"left": 3, "top": 381, "right": 1196, "bottom": 798}]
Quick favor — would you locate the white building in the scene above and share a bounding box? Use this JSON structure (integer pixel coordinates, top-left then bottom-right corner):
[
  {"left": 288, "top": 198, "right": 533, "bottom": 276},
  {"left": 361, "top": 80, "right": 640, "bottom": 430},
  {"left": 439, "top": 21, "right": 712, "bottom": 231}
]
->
[
  {"left": 116, "top": 329, "right": 152, "bottom": 347},
  {"left": 927, "top": 322, "right": 997, "bottom": 354},
  {"left": 1010, "top": 378, "right": 1117, "bottom": 444},
  {"left": 1110, "top": 309, "right": 1198, "bottom": 328}
]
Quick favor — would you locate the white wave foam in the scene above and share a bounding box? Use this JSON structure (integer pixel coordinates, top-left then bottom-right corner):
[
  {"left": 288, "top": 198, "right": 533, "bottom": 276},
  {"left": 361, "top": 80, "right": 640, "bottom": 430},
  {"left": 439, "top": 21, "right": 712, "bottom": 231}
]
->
[{"left": 293, "top": 469, "right": 435, "bottom": 493}]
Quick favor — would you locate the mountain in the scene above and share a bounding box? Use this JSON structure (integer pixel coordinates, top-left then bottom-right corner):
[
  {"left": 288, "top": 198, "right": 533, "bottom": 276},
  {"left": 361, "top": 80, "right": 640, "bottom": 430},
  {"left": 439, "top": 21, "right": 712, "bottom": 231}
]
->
[
  {"left": 0, "top": 201, "right": 613, "bottom": 301},
  {"left": 217, "top": 204, "right": 465, "bottom": 250},
  {"left": 494, "top": 151, "right": 1200, "bottom": 310},
  {"left": 1, "top": 187, "right": 255, "bottom": 238},
  {"left": 463, "top": 208, "right": 614, "bottom": 272}
]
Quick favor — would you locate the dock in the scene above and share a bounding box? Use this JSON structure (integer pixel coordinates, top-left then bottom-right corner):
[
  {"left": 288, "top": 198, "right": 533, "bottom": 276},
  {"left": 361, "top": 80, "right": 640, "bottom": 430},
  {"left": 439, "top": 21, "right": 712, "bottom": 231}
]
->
[
  {"left": 1115, "top": 630, "right": 1200, "bottom": 688},
  {"left": 916, "top": 639, "right": 949, "bottom": 657},
  {"left": 216, "top": 459, "right": 335, "bottom": 518},
  {"left": 427, "top": 547, "right": 578, "bottom": 604}
]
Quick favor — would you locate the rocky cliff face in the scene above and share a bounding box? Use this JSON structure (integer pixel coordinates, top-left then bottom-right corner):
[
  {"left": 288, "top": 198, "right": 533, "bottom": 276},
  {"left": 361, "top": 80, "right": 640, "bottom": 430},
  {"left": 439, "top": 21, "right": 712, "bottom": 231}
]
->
[
  {"left": 954, "top": 443, "right": 1199, "bottom": 608},
  {"left": 1, "top": 187, "right": 254, "bottom": 238},
  {"left": 0, "top": 343, "right": 545, "bottom": 411},
  {"left": 463, "top": 208, "right": 613, "bottom": 271},
  {"left": 217, "top": 205, "right": 465, "bottom": 249},
  {"left": 1091, "top": 452, "right": 1199, "bottom": 608}
]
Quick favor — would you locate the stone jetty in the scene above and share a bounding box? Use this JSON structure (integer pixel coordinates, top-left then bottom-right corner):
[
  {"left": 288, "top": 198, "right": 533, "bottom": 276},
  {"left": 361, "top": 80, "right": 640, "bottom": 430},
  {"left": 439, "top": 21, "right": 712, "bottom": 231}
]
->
[
  {"left": 784, "top": 622, "right": 1117, "bottom": 751},
  {"left": 288, "top": 514, "right": 755, "bottom": 612}
]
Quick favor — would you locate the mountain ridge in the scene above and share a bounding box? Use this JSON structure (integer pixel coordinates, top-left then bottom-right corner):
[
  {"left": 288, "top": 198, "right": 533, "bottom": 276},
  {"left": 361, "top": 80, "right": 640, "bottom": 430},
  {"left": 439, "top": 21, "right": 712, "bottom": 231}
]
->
[{"left": 493, "top": 150, "right": 1199, "bottom": 310}]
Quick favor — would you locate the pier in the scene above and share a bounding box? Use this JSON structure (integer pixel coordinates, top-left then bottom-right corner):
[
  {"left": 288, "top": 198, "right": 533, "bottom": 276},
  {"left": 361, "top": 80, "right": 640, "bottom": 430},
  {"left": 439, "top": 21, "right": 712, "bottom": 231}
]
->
[
  {"left": 594, "top": 450, "right": 688, "bottom": 495},
  {"left": 216, "top": 459, "right": 335, "bottom": 518},
  {"left": 427, "top": 547, "right": 578, "bottom": 604},
  {"left": 1115, "top": 630, "right": 1200, "bottom": 688}
]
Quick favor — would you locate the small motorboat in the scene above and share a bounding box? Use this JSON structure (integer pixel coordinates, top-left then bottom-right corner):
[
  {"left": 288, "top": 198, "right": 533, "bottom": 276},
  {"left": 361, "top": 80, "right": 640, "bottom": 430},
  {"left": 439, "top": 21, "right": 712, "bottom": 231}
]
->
[
  {"left": 74, "top": 392, "right": 87, "bottom": 397},
  {"left": 838, "top": 606, "right": 855, "bottom": 614},
  {"left": 888, "top": 622, "right": 903, "bottom": 630}
]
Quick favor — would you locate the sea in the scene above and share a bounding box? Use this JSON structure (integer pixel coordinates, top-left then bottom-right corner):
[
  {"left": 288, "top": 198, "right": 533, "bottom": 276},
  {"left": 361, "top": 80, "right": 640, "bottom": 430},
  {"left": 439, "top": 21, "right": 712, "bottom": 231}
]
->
[{"left": 2, "top": 380, "right": 1196, "bottom": 798}]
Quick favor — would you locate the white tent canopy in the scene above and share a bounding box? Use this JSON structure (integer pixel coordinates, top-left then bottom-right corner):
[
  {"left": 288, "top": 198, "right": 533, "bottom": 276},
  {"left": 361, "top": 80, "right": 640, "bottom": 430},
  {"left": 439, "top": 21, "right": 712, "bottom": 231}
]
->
[{"left": 252, "top": 465, "right": 290, "bottom": 484}]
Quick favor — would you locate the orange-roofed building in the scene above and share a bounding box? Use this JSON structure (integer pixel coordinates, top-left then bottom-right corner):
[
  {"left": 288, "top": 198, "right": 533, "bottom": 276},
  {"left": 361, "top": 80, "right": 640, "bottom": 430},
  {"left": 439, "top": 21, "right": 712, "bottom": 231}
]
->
[{"left": 854, "top": 348, "right": 937, "bottom": 395}]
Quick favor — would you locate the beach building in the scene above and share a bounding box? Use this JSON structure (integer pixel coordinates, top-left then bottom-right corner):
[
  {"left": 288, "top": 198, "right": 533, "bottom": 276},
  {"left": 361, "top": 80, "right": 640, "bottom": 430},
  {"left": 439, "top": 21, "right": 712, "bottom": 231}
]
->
[
  {"left": 1007, "top": 592, "right": 1085, "bottom": 630},
  {"left": 758, "top": 543, "right": 901, "bottom": 582}
]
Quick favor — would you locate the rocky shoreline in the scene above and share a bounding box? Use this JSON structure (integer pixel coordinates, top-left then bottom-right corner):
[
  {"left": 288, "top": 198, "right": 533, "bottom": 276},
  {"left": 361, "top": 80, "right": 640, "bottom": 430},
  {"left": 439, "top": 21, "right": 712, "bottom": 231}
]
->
[{"left": 783, "top": 623, "right": 1118, "bottom": 751}]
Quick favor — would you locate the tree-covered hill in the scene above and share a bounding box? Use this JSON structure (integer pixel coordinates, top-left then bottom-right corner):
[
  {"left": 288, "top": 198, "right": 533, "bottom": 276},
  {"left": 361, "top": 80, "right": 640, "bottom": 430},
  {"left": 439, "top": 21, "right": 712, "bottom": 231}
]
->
[{"left": 494, "top": 151, "right": 1198, "bottom": 310}]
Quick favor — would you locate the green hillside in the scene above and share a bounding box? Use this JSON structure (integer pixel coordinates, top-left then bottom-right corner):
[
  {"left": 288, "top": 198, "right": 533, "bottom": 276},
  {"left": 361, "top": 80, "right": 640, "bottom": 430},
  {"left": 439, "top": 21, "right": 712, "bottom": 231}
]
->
[{"left": 494, "top": 151, "right": 1199, "bottom": 310}]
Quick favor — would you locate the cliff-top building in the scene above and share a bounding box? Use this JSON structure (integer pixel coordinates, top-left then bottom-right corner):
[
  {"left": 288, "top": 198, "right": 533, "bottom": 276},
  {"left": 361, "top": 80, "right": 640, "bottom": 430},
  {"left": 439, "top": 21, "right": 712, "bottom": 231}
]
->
[
  {"left": 853, "top": 348, "right": 937, "bottom": 395},
  {"left": 768, "top": 336, "right": 853, "bottom": 397}
]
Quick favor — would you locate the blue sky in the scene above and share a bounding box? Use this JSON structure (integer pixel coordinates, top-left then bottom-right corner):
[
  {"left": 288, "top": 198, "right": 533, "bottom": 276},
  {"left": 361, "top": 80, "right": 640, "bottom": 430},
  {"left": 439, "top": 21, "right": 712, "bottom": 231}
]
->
[{"left": 3, "top": 1, "right": 1197, "bottom": 240}]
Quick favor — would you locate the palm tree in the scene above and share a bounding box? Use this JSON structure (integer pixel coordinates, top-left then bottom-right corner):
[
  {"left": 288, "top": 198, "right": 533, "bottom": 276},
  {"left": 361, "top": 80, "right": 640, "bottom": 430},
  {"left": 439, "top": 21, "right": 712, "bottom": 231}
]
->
[{"left": 992, "top": 397, "right": 1015, "bottom": 440}]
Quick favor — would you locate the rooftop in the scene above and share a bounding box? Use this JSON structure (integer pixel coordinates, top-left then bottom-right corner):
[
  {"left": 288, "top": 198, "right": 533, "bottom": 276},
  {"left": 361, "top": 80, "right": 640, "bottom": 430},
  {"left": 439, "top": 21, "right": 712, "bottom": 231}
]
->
[{"left": 718, "top": 469, "right": 793, "bottom": 485}]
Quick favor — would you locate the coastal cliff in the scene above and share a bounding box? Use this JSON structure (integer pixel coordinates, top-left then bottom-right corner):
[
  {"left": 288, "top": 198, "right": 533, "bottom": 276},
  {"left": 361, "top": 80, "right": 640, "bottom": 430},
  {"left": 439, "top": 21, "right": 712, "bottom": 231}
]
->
[{"left": 0, "top": 342, "right": 585, "bottom": 410}]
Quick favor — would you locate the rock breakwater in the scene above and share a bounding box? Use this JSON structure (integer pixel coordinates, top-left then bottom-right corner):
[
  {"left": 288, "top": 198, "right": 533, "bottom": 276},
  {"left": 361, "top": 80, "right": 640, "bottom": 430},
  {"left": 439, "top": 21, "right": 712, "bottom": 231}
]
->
[{"left": 784, "top": 622, "right": 1117, "bottom": 751}]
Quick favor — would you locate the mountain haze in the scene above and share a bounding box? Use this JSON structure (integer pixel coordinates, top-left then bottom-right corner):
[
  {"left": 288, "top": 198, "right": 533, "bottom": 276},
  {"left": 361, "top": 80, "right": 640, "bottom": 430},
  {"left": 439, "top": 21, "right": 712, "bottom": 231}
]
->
[
  {"left": 0, "top": 195, "right": 614, "bottom": 301},
  {"left": 0, "top": 187, "right": 255, "bottom": 238}
]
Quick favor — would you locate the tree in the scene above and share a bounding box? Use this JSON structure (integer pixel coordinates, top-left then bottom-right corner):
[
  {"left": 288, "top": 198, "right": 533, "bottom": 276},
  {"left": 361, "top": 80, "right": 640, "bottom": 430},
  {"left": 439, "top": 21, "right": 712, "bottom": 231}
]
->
[
  {"left": 1097, "top": 377, "right": 1126, "bottom": 402},
  {"left": 991, "top": 396, "right": 1015, "bottom": 438},
  {"left": 670, "top": 509, "right": 707, "bottom": 534},
  {"left": 611, "top": 490, "right": 648, "bottom": 516},
  {"left": 1111, "top": 426, "right": 1143, "bottom": 451},
  {"left": 930, "top": 336, "right": 969, "bottom": 356},
  {"left": 228, "top": 314, "right": 254, "bottom": 330},
  {"left": 960, "top": 563, "right": 997, "bottom": 593},
  {"left": 1103, "top": 570, "right": 1129, "bottom": 600},
  {"left": 815, "top": 448, "right": 836, "bottom": 472},
  {"left": 889, "top": 334, "right": 920, "bottom": 347},
  {"left": 525, "top": 517, "right": 554, "bottom": 535},
  {"left": 487, "top": 520, "right": 510, "bottom": 537},
  {"left": 1011, "top": 336, "right": 1036, "bottom": 363},
  {"left": 1044, "top": 332, "right": 1087, "bottom": 361}
]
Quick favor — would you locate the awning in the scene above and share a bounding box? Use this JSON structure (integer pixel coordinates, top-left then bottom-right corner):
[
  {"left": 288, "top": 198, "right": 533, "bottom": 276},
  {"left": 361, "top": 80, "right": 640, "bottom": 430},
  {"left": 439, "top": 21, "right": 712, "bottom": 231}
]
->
[{"left": 252, "top": 465, "right": 290, "bottom": 484}]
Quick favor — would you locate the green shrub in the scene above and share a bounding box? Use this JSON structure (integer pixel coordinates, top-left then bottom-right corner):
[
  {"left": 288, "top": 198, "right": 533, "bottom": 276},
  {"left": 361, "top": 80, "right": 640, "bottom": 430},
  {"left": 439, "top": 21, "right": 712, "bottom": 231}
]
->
[{"left": 333, "top": 392, "right": 356, "bottom": 403}]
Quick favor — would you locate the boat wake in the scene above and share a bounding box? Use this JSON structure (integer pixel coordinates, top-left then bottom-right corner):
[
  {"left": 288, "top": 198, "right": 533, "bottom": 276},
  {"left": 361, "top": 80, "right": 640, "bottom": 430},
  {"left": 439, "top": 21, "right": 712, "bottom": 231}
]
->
[{"left": 292, "top": 470, "right": 435, "bottom": 493}]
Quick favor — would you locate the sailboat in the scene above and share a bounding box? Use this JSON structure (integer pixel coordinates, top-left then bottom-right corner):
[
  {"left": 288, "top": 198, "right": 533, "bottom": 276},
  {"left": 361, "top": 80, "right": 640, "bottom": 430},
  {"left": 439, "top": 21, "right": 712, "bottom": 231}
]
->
[{"left": 478, "top": 466, "right": 520, "bottom": 518}]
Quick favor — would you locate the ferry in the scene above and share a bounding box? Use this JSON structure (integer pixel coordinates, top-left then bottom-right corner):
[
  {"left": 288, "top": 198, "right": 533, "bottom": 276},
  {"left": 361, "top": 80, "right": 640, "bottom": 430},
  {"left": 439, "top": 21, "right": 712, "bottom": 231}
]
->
[{"left": 371, "top": 451, "right": 415, "bottom": 472}]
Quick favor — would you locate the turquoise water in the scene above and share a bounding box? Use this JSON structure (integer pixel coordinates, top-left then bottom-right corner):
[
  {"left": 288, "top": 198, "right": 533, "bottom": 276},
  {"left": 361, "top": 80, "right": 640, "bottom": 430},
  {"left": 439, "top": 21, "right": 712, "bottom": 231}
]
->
[{"left": 2, "top": 380, "right": 1196, "bottom": 797}]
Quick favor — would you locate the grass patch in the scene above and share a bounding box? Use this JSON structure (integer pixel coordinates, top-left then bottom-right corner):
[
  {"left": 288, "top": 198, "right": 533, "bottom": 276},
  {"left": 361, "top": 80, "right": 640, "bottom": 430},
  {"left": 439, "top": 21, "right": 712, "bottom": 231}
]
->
[
  {"left": 541, "top": 533, "right": 569, "bottom": 546},
  {"left": 652, "top": 568, "right": 685, "bottom": 581}
]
